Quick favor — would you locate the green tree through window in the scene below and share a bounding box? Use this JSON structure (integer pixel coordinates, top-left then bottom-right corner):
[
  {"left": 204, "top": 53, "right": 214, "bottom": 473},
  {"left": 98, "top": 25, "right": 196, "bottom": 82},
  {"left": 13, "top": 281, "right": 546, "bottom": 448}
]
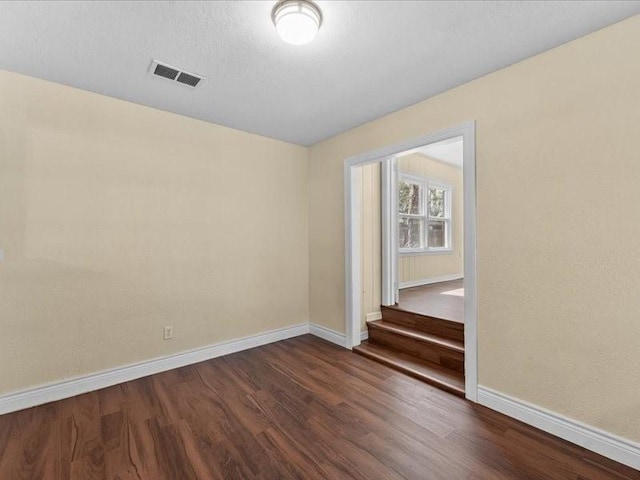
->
[{"left": 398, "top": 175, "right": 451, "bottom": 252}]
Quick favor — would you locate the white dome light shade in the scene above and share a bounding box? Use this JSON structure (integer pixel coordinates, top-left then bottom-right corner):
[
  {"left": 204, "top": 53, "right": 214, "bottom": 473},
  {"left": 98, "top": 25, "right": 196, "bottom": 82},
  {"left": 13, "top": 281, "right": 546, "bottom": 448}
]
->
[{"left": 272, "top": 0, "right": 322, "bottom": 46}]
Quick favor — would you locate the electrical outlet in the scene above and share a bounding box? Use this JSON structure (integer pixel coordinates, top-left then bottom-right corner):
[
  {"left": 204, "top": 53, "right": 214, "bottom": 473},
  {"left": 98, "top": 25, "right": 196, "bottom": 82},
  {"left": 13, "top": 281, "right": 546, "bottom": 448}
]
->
[{"left": 164, "top": 325, "right": 174, "bottom": 340}]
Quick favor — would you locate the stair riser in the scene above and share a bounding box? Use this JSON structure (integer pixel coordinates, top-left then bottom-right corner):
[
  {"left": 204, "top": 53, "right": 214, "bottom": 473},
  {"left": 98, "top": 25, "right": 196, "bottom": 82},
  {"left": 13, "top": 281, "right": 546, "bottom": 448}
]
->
[
  {"left": 369, "top": 329, "right": 464, "bottom": 373},
  {"left": 381, "top": 306, "right": 464, "bottom": 342}
]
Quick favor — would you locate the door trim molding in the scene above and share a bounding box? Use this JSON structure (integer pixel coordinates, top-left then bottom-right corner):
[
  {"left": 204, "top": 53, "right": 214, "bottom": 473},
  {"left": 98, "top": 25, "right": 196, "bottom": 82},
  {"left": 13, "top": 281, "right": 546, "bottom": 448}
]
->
[
  {"left": 343, "top": 120, "right": 478, "bottom": 401},
  {"left": 380, "top": 157, "right": 397, "bottom": 306}
]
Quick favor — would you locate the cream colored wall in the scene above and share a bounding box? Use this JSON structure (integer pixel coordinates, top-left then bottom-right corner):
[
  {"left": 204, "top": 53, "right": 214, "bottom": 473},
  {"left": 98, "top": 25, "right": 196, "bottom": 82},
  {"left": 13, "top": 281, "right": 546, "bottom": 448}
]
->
[
  {"left": 358, "top": 162, "right": 381, "bottom": 328},
  {"left": 397, "top": 153, "right": 463, "bottom": 285},
  {"left": 309, "top": 15, "right": 640, "bottom": 442},
  {"left": 0, "top": 71, "right": 309, "bottom": 395}
]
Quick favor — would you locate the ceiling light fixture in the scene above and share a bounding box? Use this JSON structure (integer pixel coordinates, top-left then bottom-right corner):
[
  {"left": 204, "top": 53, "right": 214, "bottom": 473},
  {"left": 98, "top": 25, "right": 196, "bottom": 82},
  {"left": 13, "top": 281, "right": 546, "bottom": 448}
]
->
[{"left": 271, "top": 0, "right": 322, "bottom": 46}]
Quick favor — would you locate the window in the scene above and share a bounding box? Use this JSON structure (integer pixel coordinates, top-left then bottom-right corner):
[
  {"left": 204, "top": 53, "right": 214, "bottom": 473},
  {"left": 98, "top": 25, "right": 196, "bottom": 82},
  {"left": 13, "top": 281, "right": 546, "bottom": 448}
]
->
[{"left": 398, "top": 173, "right": 452, "bottom": 253}]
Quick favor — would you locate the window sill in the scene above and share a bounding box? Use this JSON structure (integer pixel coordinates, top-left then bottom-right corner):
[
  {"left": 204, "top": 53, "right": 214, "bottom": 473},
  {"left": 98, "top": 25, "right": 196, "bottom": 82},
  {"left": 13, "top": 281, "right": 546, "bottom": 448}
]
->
[{"left": 399, "top": 249, "right": 454, "bottom": 257}]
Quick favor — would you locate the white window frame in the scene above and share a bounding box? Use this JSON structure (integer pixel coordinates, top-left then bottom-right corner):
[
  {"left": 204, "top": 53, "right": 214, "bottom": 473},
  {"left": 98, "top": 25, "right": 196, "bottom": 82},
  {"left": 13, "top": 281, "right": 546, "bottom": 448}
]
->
[{"left": 398, "top": 172, "right": 453, "bottom": 255}]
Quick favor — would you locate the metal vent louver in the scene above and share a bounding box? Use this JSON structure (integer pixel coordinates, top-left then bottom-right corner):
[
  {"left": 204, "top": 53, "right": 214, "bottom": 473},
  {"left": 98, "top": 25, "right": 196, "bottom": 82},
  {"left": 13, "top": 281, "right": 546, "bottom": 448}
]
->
[
  {"left": 176, "top": 72, "right": 202, "bottom": 87},
  {"left": 153, "top": 63, "right": 179, "bottom": 80},
  {"left": 149, "top": 60, "right": 205, "bottom": 88}
]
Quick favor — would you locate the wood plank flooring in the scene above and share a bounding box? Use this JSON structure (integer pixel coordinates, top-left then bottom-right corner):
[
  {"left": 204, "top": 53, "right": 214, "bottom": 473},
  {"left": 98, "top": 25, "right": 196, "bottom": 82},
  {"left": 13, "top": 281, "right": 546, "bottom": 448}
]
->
[
  {"left": 0, "top": 335, "right": 638, "bottom": 479},
  {"left": 398, "top": 279, "right": 464, "bottom": 323}
]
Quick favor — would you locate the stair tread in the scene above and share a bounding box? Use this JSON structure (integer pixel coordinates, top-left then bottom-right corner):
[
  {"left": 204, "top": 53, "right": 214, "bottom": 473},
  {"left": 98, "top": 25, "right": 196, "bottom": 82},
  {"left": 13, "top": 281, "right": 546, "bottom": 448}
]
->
[
  {"left": 368, "top": 320, "right": 464, "bottom": 352},
  {"left": 353, "top": 341, "right": 465, "bottom": 396}
]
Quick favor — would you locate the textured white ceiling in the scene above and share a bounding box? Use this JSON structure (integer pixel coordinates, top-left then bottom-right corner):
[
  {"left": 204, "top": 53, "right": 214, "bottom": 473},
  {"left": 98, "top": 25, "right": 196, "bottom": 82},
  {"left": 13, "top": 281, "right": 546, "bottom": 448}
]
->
[
  {"left": 414, "top": 137, "right": 463, "bottom": 169},
  {"left": 1, "top": 1, "right": 639, "bottom": 146}
]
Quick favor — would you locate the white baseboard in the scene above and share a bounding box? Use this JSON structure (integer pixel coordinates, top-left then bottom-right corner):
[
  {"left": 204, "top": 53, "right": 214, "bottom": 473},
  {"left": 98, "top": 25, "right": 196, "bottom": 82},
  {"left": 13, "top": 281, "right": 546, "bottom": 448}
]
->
[
  {"left": 309, "top": 323, "right": 347, "bottom": 347},
  {"left": 309, "top": 323, "right": 368, "bottom": 347},
  {"left": 0, "top": 323, "right": 310, "bottom": 415},
  {"left": 366, "top": 311, "right": 382, "bottom": 322},
  {"left": 478, "top": 386, "right": 640, "bottom": 470},
  {"left": 0, "top": 321, "right": 367, "bottom": 416},
  {"left": 6, "top": 328, "right": 638, "bottom": 471},
  {"left": 399, "top": 273, "right": 463, "bottom": 290}
]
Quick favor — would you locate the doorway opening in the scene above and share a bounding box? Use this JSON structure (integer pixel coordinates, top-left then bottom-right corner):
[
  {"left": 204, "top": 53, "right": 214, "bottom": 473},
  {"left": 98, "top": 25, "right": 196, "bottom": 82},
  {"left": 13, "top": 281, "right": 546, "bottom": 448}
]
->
[
  {"left": 395, "top": 137, "right": 464, "bottom": 324},
  {"left": 344, "top": 122, "right": 477, "bottom": 401}
]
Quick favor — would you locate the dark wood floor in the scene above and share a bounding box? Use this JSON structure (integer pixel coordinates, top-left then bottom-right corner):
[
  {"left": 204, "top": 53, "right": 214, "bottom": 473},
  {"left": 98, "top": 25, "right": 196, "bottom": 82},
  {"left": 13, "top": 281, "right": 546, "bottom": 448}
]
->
[
  {"left": 398, "top": 278, "right": 464, "bottom": 323},
  {"left": 0, "top": 335, "right": 637, "bottom": 480}
]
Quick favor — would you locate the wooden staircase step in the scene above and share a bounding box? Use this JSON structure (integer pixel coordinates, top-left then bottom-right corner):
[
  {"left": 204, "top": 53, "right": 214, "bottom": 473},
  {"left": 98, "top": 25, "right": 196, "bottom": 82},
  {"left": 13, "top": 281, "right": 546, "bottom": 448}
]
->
[
  {"left": 367, "top": 320, "right": 464, "bottom": 372},
  {"left": 368, "top": 320, "right": 464, "bottom": 352},
  {"left": 353, "top": 341, "right": 465, "bottom": 397},
  {"left": 381, "top": 305, "right": 464, "bottom": 343}
]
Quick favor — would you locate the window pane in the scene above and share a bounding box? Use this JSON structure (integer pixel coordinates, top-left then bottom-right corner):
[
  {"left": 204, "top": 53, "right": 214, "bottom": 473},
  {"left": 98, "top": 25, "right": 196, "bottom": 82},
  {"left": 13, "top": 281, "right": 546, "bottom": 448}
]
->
[
  {"left": 399, "top": 181, "right": 421, "bottom": 215},
  {"left": 428, "top": 187, "right": 445, "bottom": 217},
  {"left": 428, "top": 220, "right": 446, "bottom": 248},
  {"left": 399, "top": 218, "right": 422, "bottom": 249}
]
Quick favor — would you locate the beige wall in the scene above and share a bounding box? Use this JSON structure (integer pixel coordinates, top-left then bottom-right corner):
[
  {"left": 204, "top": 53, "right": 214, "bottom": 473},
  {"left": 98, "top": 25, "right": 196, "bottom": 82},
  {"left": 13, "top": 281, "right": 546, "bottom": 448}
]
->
[
  {"left": 309, "top": 15, "right": 640, "bottom": 442},
  {"left": 397, "top": 153, "right": 463, "bottom": 285},
  {"left": 358, "top": 162, "right": 381, "bottom": 328},
  {"left": 2, "top": 14, "right": 640, "bottom": 447},
  {"left": 0, "top": 71, "right": 309, "bottom": 395}
]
